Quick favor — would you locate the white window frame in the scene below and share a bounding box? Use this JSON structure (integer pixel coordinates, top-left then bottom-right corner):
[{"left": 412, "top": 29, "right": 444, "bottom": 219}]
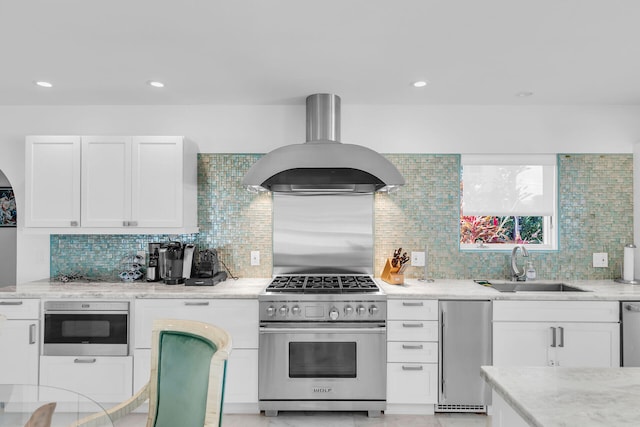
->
[{"left": 460, "top": 154, "right": 558, "bottom": 252}]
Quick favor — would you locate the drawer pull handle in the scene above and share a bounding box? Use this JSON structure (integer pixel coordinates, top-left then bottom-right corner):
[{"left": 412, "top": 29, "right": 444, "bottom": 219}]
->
[
  {"left": 402, "top": 322, "right": 424, "bottom": 328},
  {"left": 0, "top": 301, "right": 23, "bottom": 305},
  {"left": 402, "top": 365, "right": 424, "bottom": 371},
  {"left": 184, "top": 301, "right": 210, "bottom": 306},
  {"left": 402, "top": 302, "right": 424, "bottom": 307},
  {"left": 402, "top": 344, "right": 424, "bottom": 350},
  {"left": 74, "top": 358, "right": 97, "bottom": 364}
]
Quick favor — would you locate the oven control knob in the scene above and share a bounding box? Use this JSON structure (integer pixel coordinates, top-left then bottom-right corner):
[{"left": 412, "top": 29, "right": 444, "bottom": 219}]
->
[
  {"left": 279, "top": 306, "right": 289, "bottom": 317},
  {"left": 344, "top": 305, "right": 354, "bottom": 316},
  {"left": 329, "top": 307, "right": 339, "bottom": 320},
  {"left": 266, "top": 306, "right": 276, "bottom": 317},
  {"left": 356, "top": 305, "right": 366, "bottom": 316},
  {"left": 291, "top": 305, "right": 301, "bottom": 316},
  {"left": 369, "top": 305, "right": 379, "bottom": 316}
]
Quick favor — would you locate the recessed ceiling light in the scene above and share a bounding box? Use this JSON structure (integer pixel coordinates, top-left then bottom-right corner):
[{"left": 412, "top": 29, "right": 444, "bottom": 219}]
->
[
  {"left": 515, "top": 91, "right": 534, "bottom": 97},
  {"left": 412, "top": 81, "right": 429, "bottom": 88},
  {"left": 34, "top": 81, "right": 53, "bottom": 88},
  {"left": 147, "top": 80, "right": 165, "bottom": 88}
]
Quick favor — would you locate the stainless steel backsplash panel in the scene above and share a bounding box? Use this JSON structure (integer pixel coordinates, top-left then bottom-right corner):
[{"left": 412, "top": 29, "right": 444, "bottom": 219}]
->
[{"left": 273, "top": 193, "right": 373, "bottom": 275}]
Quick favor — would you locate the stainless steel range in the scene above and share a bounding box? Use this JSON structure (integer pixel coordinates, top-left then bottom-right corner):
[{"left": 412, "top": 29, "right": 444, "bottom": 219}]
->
[{"left": 259, "top": 274, "right": 387, "bottom": 417}]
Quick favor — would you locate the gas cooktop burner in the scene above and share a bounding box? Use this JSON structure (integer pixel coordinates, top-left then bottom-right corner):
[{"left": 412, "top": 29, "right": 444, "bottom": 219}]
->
[{"left": 266, "top": 275, "right": 379, "bottom": 294}]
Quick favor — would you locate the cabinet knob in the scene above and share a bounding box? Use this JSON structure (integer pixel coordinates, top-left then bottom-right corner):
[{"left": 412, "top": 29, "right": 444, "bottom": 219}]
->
[{"left": 70, "top": 221, "right": 79, "bottom": 227}]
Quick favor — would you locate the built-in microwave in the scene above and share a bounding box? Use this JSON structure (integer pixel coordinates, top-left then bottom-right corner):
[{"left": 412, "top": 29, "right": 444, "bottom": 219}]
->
[{"left": 42, "top": 301, "right": 129, "bottom": 356}]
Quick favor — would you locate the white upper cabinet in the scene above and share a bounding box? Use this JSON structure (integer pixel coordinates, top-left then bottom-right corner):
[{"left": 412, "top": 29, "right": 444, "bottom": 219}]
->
[
  {"left": 81, "top": 136, "right": 132, "bottom": 227},
  {"left": 25, "top": 135, "right": 198, "bottom": 233},
  {"left": 131, "top": 136, "right": 184, "bottom": 228},
  {"left": 25, "top": 136, "right": 81, "bottom": 228}
]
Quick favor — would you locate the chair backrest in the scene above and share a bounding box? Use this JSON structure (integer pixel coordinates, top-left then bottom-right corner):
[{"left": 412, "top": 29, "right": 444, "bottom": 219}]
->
[{"left": 147, "top": 319, "right": 232, "bottom": 427}]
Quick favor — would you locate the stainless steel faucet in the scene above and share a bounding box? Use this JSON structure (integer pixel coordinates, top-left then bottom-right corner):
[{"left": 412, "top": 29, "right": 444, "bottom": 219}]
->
[{"left": 511, "top": 245, "right": 529, "bottom": 281}]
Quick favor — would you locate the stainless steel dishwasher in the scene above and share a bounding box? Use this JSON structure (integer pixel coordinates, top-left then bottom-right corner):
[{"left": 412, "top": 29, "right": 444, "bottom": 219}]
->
[
  {"left": 437, "top": 300, "right": 492, "bottom": 412},
  {"left": 622, "top": 301, "right": 640, "bottom": 366}
]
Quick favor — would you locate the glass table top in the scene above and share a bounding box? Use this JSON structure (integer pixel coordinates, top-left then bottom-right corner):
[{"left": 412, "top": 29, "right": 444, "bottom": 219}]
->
[{"left": 0, "top": 384, "right": 112, "bottom": 427}]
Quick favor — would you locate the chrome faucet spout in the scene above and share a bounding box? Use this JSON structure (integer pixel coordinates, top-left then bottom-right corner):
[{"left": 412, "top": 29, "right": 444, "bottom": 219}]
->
[{"left": 511, "top": 245, "right": 529, "bottom": 281}]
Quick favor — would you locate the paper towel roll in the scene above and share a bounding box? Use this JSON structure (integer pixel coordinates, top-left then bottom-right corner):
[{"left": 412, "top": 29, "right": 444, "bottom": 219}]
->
[{"left": 624, "top": 244, "right": 636, "bottom": 282}]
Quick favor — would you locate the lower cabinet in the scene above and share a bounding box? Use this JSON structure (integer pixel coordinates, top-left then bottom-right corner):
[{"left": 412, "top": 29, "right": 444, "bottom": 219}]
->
[
  {"left": 133, "top": 298, "right": 259, "bottom": 413},
  {"left": 386, "top": 299, "right": 439, "bottom": 414},
  {"left": 39, "top": 356, "right": 133, "bottom": 405},
  {"left": 0, "top": 299, "right": 40, "bottom": 386},
  {"left": 490, "top": 390, "right": 530, "bottom": 427},
  {"left": 493, "top": 321, "right": 620, "bottom": 367},
  {"left": 493, "top": 301, "right": 620, "bottom": 368},
  {"left": 387, "top": 362, "right": 438, "bottom": 405},
  {"left": 133, "top": 347, "right": 258, "bottom": 409}
]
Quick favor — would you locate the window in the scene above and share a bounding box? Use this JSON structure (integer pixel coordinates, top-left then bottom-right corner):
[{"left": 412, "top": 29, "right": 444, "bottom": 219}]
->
[{"left": 460, "top": 154, "right": 558, "bottom": 251}]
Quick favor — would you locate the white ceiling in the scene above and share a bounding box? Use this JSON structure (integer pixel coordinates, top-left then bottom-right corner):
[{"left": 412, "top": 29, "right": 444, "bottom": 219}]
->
[{"left": 2, "top": 0, "right": 640, "bottom": 106}]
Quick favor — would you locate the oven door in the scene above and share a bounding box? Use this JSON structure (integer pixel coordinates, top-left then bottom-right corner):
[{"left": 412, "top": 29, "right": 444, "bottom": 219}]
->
[
  {"left": 259, "top": 322, "right": 386, "bottom": 401},
  {"left": 43, "top": 311, "right": 129, "bottom": 356}
]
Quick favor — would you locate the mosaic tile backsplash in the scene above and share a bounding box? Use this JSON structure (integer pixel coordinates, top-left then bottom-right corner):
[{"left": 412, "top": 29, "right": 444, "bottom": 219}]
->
[{"left": 51, "top": 153, "right": 633, "bottom": 281}]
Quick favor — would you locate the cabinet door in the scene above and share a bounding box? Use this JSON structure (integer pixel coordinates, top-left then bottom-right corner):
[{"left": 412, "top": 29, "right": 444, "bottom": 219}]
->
[
  {"left": 25, "top": 136, "right": 81, "bottom": 227},
  {"left": 81, "top": 136, "right": 132, "bottom": 227},
  {"left": 493, "top": 322, "right": 555, "bottom": 367},
  {"left": 0, "top": 320, "right": 39, "bottom": 385},
  {"left": 40, "top": 356, "right": 133, "bottom": 404},
  {"left": 222, "top": 349, "right": 258, "bottom": 406},
  {"left": 557, "top": 322, "right": 620, "bottom": 367},
  {"left": 133, "top": 346, "right": 257, "bottom": 409},
  {"left": 131, "top": 136, "right": 184, "bottom": 227},
  {"left": 387, "top": 363, "right": 438, "bottom": 404}
]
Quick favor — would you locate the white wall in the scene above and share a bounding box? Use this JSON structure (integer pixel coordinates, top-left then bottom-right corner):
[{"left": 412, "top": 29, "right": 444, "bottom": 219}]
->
[{"left": 2, "top": 104, "right": 640, "bottom": 283}]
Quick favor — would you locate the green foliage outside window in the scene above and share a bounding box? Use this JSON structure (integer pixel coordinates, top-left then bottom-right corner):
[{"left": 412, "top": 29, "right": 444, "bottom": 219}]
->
[{"left": 460, "top": 215, "right": 543, "bottom": 245}]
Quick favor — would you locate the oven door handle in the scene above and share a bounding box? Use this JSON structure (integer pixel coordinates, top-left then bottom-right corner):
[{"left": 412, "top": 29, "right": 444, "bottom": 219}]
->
[
  {"left": 44, "top": 310, "right": 129, "bottom": 315},
  {"left": 260, "top": 327, "right": 386, "bottom": 334}
]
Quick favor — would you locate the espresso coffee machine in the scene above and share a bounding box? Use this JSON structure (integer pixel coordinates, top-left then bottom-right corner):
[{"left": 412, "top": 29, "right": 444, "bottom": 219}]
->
[
  {"left": 146, "top": 243, "right": 162, "bottom": 282},
  {"left": 185, "top": 248, "right": 227, "bottom": 286},
  {"left": 161, "top": 242, "right": 184, "bottom": 285}
]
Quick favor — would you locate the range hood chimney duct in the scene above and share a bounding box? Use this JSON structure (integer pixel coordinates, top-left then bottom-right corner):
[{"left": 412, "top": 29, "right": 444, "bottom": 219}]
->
[
  {"left": 242, "top": 93, "right": 405, "bottom": 193},
  {"left": 306, "top": 93, "right": 340, "bottom": 142}
]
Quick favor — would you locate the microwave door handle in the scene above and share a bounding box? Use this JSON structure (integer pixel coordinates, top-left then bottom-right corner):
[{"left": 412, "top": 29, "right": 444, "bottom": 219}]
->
[{"left": 74, "top": 358, "right": 97, "bottom": 364}]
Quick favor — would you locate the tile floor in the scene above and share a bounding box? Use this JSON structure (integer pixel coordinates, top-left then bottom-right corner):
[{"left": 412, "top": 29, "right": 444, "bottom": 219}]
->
[{"left": 114, "top": 411, "right": 490, "bottom": 427}]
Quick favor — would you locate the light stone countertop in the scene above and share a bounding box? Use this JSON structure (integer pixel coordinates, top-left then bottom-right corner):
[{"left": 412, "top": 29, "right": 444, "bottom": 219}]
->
[
  {"left": 378, "top": 278, "right": 640, "bottom": 301},
  {"left": 481, "top": 366, "right": 640, "bottom": 427},
  {"left": 0, "top": 278, "right": 270, "bottom": 299},
  {"left": 3, "top": 277, "right": 640, "bottom": 301}
]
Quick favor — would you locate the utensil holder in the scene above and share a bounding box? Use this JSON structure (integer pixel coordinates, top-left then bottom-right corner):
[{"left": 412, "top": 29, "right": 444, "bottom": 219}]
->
[{"left": 381, "top": 258, "right": 404, "bottom": 285}]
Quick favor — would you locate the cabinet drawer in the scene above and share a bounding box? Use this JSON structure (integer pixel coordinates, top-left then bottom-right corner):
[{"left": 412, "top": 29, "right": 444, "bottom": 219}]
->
[
  {"left": 387, "top": 362, "right": 438, "bottom": 404},
  {"left": 387, "top": 320, "right": 438, "bottom": 342},
  {"left": 388, "top": 300, "right": 438, "bottom": 320},
  {"left": 134, "top": 299, "right": 258, "bottom": 349},
  {"left": 493, "top": 300, "right": 619, "bottom": 322},
  {"left": 40, "top": 355, "right": 133, "bottom": 404},
  {"left": 0, "top": 299, "right": 39, "bottom": 319},
  {"left": 387, "top": 341, "right": 437, "bottom": 363}
]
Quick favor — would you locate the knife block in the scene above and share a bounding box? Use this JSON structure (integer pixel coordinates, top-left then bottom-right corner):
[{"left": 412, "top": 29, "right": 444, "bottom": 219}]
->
[{"left": 381, "top": 258, "right": 404, "bottom": 285}]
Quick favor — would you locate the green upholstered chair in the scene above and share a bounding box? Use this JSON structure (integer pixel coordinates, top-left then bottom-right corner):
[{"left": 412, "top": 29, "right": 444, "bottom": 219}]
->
[{"left": 71, "top": 319, "right": 232, "bottom": 427}]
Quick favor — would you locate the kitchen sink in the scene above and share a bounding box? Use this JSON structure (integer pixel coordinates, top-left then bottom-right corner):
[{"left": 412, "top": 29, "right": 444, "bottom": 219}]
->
[{"left": 483, "top": 281, "right": 588, "bottom": 293}]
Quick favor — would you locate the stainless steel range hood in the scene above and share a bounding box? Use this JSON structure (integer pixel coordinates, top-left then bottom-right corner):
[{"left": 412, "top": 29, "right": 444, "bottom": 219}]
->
[{"left": 242, "top": 94, "right": 405, "bottom": 193}]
